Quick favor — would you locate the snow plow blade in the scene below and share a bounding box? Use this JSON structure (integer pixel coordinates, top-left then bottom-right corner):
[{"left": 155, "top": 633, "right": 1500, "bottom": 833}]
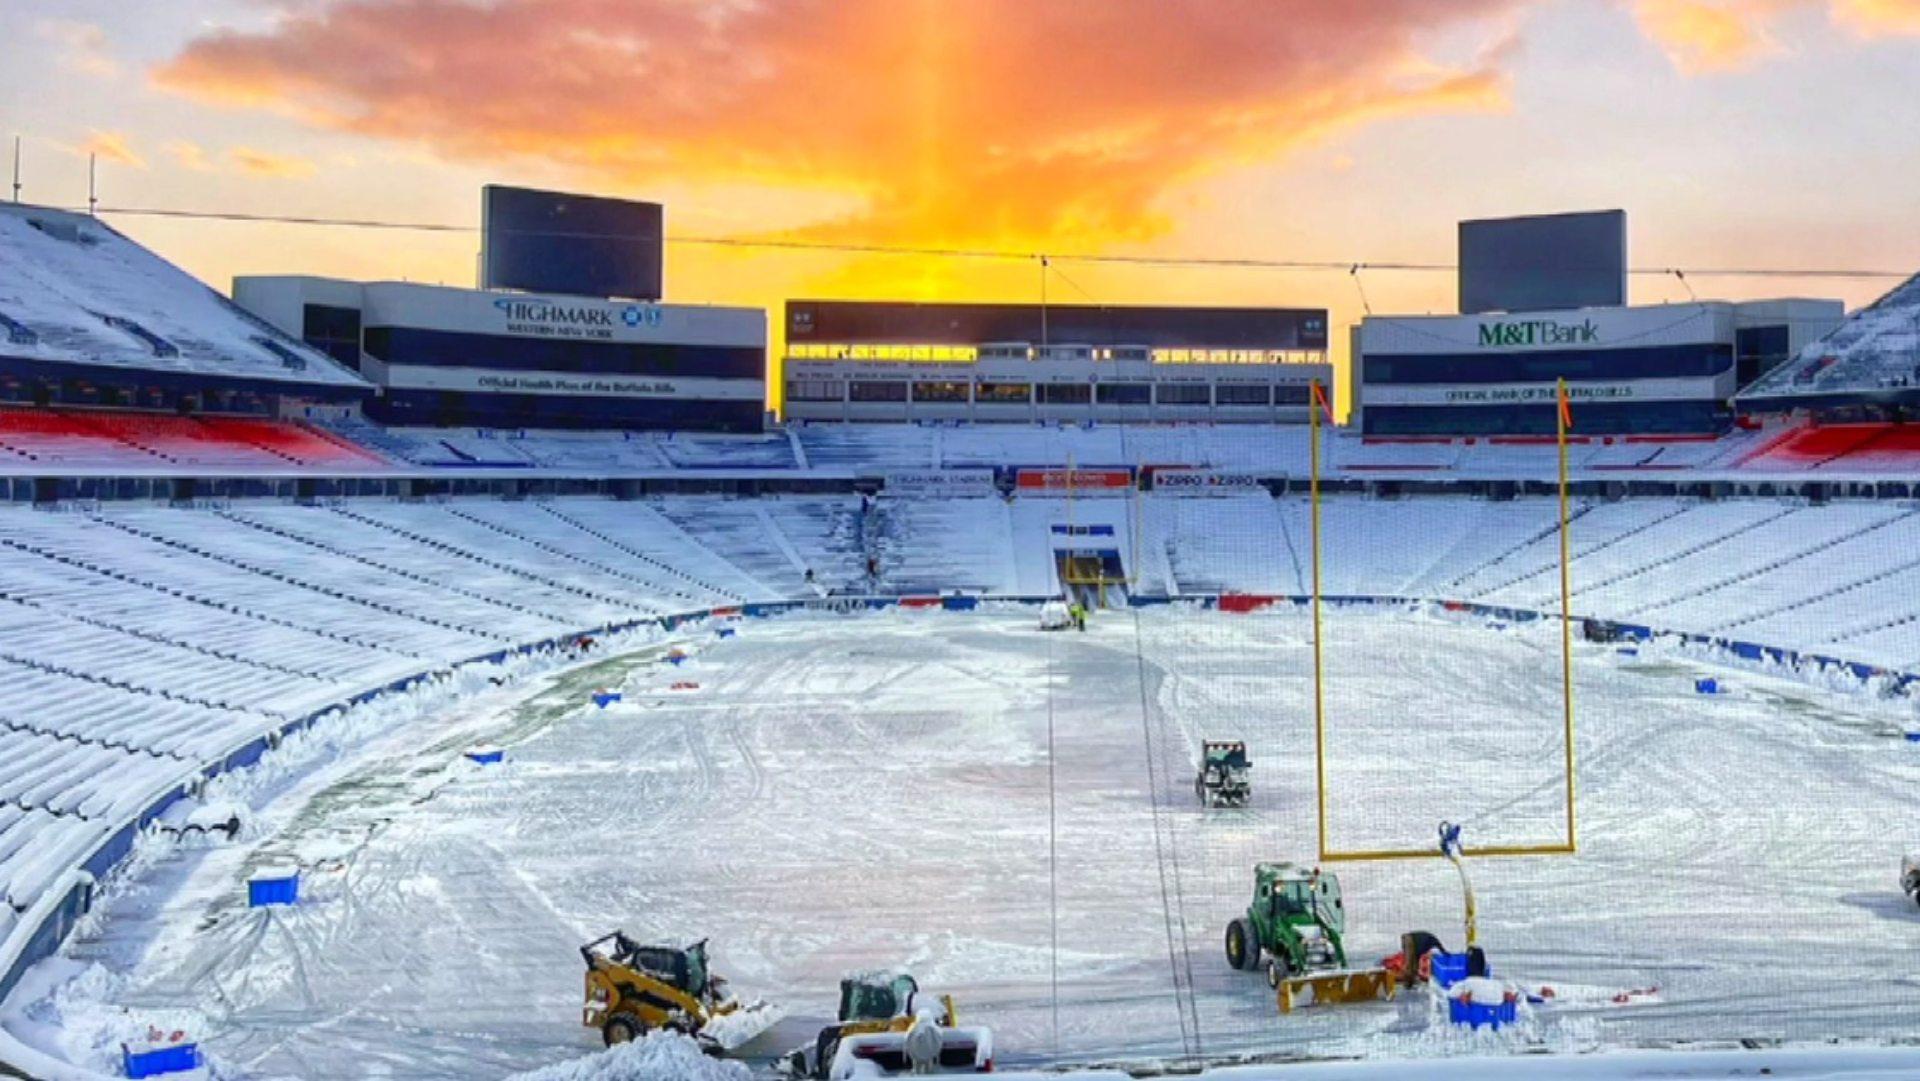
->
[
  {"left": 828, "top": 1025, "right": 993, "bottom": 1077},
  {"left": 1278, "top": 968, "right": 1397, "bottom": 1013},
  {"left": 700, "top": 999, "right": 785, "bottom": 1052}
]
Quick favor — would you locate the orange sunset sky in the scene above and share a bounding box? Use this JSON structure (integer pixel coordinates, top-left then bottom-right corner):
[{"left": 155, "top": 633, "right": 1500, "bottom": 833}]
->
[{"left": 4, "top": 0, "right": 1919, "bottom": 413}]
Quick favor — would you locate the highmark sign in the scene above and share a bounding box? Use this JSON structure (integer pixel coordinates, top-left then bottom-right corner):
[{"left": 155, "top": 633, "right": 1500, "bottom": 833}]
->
[
  {"left": 491, "top": 297, "right": 664, "bottom": 341},
  {"left": 1477, "top": 318, "right": 1599, "bottom": 348}
]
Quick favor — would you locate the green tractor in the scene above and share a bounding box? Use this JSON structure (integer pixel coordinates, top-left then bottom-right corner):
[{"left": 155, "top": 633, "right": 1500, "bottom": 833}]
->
[
  {"left": 1225, "top": 863, "right": 1402, "bottom": 1012},
  {"left": 1224, "top": 862, "right": 1348, "bottom": 988}
]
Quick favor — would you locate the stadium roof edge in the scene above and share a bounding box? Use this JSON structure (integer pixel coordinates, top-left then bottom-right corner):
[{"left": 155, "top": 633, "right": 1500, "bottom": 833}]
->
[{"left": 0, "top": 202, "right": 372, "bottom": 394}]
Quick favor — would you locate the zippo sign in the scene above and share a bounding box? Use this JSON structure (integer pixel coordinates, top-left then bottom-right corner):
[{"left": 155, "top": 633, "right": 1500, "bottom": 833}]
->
[
  {"left": 1015, "top": 468, "right": 1134, "bottom": 495},
  {"left": 1152, "top": 470, "right": 1265, "bottom": 494}
]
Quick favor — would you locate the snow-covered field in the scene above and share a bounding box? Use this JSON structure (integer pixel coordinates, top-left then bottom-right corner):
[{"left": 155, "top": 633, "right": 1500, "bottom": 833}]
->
[{"left": 11, "top": 606, "right": 1920, "bottom": 1078}]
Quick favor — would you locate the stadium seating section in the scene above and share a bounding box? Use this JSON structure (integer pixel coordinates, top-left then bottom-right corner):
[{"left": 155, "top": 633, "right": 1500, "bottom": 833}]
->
[
  {"left": 1736, "top": 423, "right": 1920, "bottom": 471},
  {"left": 312, "top": 421, "right": 1751, "bottom": 475},
  {"left": 0, "top": 205, "right": 364, "bottom": 391},
  {"left": 1741, "top": 270, "right": 1920, "bottom": 402},
  {"left": 0, "top": 408, "right": 390, "bottom": 470},
  {"left": 7, "top": 409, "right": 1920, "bottom": 478}
]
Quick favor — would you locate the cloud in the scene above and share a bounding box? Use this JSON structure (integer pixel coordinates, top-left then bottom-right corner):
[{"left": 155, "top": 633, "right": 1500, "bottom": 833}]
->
[
  {"left": 1633, "top": 0, "right": 1920, "bottom": 72},
  {"left": 1830, "top": 0, "right": 1920, "bottom": 35},
  {"left": 1628, "top": 0, "right": 1793, "bottom": 72},
  {"left": 229, "top": 146, "right": 319, "bottom": 178},
  {"left": 71, "top": 131, "right": 147, "bottom": 170},
  {"left": 34, "top": 19, "right": 119, "bottom": 79},
  {"left": 155, "top": 0, "right": 1522, "bottom": 248},
  {"left": 165, "top": 140, "right": 216, "bottom": 172}
]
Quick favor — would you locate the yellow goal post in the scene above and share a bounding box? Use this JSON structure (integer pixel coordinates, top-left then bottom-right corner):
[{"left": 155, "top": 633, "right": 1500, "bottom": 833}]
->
[{"left": 1308, "top": 378, "right": 1578, "bottom": 863}]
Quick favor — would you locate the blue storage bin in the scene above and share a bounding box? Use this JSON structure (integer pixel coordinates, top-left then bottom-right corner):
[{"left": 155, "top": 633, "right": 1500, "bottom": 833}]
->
[
  {"left": 591, "top": 691, "right": 622, "bottom": 709},
  {"left": 464, "top": 745, "right": 504, "bottom": 765},
  {"left": 1428, "top": 952, "right": 1472, "bottom": 988},
  {"left": 667, "top": 654, "right": 688, "bottom": 666},
  {"left": 123, "top": 1041, "right": 202, "bottom": 1077},
  {"left": 1905, "top": 732, "right": 1920, "bottom": 743},
  {"left": 1616, "top": 647, "right": 1639, "bottom": 657},
  {"left": 716, "top": 627, "right": 736, "bottom": 639},
  {"left": 1694, "top": 678, "right": 1720, "bottom": 694},
  {"left": 248, "top": 865, "right": 298, "bottom": 907},
  {"left": 1448, "top": 995, "right": 1517, "bottom": 1030}
]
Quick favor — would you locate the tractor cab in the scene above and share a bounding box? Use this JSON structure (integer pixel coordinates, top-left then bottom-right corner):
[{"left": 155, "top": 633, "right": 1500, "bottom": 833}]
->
[
  {"left": 840, "top": 972, "right": 919, "bottom": 1024},
  {"left": 608, "top": 934, "right": 713, "bottom": 998},
  {"left": 1256, "top": 862, "right": 1345, "bottom": 937},
  {"left": 1205, "top": 741, "right": 1250, "bottom": 772}
]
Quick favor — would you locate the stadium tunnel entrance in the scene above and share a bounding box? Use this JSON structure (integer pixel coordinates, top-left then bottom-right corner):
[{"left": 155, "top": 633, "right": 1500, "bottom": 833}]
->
[{"left": 1057, "top": 548, "right": 1128, "bottom": 607}]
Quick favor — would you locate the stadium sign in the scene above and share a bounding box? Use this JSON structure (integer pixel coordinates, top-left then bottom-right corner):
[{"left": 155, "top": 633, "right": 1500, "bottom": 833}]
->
[
  {"left": 491, "top": 297, "right": 664, "bottom": 341},
  {"left": 1153, "top": 470, "right": 1266, "bottom": 494},
  {"left": 1477, "top": 318, "right": 1599, "bottom": 348},
  {"left": 1362, "top": 375, "right": 1724, "bottom": 407},
  {"left": 376, "top": 363, "right": 761, "bottom": 400},
  {"left": 1015, "top": 468, "right": 1134, "bottom": 495},
  {"left": 883, "top": 470, "right": 997, "bottom": 496}
]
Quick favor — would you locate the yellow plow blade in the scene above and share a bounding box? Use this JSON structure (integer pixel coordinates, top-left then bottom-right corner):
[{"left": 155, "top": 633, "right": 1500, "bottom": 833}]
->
[{"left": 1277, "top": 968, "right": 1397, "bottom": 1014}]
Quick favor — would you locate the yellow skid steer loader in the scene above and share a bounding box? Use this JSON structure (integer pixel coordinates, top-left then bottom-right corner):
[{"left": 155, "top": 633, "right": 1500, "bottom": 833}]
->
[{"left": 580, "top": 932, "right": 779, "bottom": 1052}]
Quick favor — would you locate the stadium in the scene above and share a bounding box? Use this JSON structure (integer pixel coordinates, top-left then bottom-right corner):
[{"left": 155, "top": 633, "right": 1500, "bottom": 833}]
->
[{"left": 1, "top": 179, "right": 1919, "bottom": 1081}]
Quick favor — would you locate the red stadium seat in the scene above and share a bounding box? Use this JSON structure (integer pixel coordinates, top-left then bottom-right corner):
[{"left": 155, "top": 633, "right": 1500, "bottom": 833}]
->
[
  {"left": 194, "top": 417, "right": 390, "bottom": 467},
  {"left": 1738, "top": 423, "right": 1920, "bottom": 471},
  {"left": 0, "top": 408, "right": 389, "bottom": 469}
]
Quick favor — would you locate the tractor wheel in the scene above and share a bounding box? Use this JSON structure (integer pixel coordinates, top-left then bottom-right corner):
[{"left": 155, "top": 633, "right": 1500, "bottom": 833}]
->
[
  {"left": 1225, "top": 919, "right": 1253, "bottom": 971},
  {"left": 602, "top": 1012, "right": 645, "bottom": 1047},
  {"left": 1266, "top": 953, "right": 1292, "bottom": 990}
]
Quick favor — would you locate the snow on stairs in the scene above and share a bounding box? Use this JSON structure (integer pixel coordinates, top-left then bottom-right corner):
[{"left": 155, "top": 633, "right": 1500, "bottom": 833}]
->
[
  {"left": 439, "top": 504, "right": 685, "bottom": 608},
  {"left": 1459, "top": 501, "right": 1694, "bottom": 605},
  {"left": 1618, "top": 507, "right": 1920, "bottom": 623},
  {"left": 1570, "top": 504, "right": 1803, "bottom": 605},
  {"left": 751, "top": 503, "right": 818, "bottom": 589},
  {"left": 645, "top": 499, "right": 801, "bottom": 598},
  {"left": 326, "top": 503, "right": 652, "bottom": 620},
  {"left": 882, "top": 498, "right": 1015, "bottom": 594},
  {"left": 534, "top": 502, "right": 750, "bottom": 603},
  {"left": 1165, "top": 494, "right": 1291, "bottom": 595},
  {"left": 220, "top": 507, "right": 573, "bottom": 630},
  {"left": 0, "top": 524, "right": 439, "bottom": 661},
  {"left": 86, "top": 512, "right": 513, "bottom": 646}
]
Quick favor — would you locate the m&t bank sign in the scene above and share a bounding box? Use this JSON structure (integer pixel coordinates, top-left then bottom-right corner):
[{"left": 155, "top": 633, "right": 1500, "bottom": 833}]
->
[{"left": 1478, "top": 318, "right": 1599, "bottom": 348}]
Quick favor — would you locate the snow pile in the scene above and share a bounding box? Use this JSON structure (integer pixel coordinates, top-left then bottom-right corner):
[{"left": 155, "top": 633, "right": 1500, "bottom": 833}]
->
[
  {"left": 9, "top": 961, "right": 216, "bottom": 1077},
  {"left": 1637, "top": 631, "right": 1918, "bottom": 718},
  {"left": 504, "top": 1031, "right": 752, "bottom": 1081},
  {"left": 1343, "top": 983, "right": 1547, "bottom": 1060}
]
